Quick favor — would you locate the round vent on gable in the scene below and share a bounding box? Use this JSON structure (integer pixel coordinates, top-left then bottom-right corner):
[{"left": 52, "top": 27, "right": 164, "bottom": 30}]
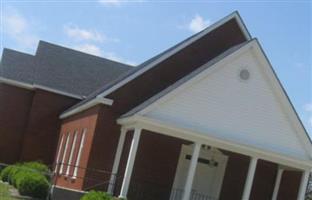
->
[{"left": 239, "top": 69, "right": 250, "bottom": 81}]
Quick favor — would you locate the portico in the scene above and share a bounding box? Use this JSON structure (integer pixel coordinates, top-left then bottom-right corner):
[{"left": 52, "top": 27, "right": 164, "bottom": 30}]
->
[{"left": 108, "top": 117, "right": 311, "bottom": 200}]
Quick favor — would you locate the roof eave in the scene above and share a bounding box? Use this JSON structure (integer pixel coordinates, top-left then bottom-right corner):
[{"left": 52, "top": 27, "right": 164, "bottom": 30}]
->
[
  {"left": 59, "top": 96, "right": 113, "bottom": 119},
  {"left": 0, "top": 77, "right": 83, "bottom": 100}
]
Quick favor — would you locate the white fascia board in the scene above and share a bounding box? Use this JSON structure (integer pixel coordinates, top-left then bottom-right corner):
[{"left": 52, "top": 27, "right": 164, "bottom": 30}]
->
[
  {"left": 0, "top": 77, "right": 34, "bottom": 90},
  {"left": 33, "top": 84, "right": 82, "bottom": 99},
  {"left": 250, "top": 40, "right": 312, "bottom": 159},
  {"left": 97, "top": 12, "right": 251, "bottom": 99},
  {"left": 117, "top": 115, "right": 312, "bottom": 170},
  {"left": 0, "top": 77, "right": 83, "bottom": 100},
  {"left": 59, "top": 97, "right": 113, "bottom": 119}
]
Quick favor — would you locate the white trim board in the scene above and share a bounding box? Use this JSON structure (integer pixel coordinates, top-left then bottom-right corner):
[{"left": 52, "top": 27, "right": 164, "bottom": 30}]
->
[
  {"left": 118, "top": 116, "right": 312, "bottom": 170},
  {"left": 0, "top": 77, "right": 83, "bottom": 99},
  {"left": 0, "top": 77, "right": 34, "bottom": 90},
  {"left": 59, "top": 97, "right": 113, "bottom": 119},
  {"left": 52, "top": 185, "right": 86, "bottom": 194}
]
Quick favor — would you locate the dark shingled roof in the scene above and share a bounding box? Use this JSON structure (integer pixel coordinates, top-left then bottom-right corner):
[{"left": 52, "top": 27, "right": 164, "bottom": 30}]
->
[
  {"left": 0, "top": 49, "right": 36, "bottom": 84},
  {"left": 61, "top": 17, "right": 231, "bottom": 111},
  {"left": 69, "top": 22, "right": 215, "bottom": 102},
  {"left": 0, "top": 41, "right": 133, "bottom": 97},
  {"left": 61, "top": 11, "right": 251, "bottom": 115}
]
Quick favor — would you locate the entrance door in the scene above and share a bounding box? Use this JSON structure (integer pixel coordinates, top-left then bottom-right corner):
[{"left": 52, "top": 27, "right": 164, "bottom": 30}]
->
[{"left": 171, "top": 144, "right": 228, "bottom": 200}]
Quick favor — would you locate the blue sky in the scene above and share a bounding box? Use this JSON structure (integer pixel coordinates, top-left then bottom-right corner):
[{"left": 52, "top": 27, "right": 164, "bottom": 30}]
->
[{"left": 1, "top": 1, "right": 311, "bottom": 135}]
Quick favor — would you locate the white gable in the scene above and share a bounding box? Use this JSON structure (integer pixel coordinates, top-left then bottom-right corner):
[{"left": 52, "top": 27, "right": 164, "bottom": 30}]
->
[{"left": 139, "top": 42, "right": 311, "bottom": 161}]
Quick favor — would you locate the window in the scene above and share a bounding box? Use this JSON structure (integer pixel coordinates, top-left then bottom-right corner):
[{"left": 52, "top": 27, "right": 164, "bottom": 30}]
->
[
  {"left": 73, "top": 129, "right": 87, "bottom": 178},
  {"left": 54, "top": 134, "right": 65, "bottom": 173},
  {"left": 66, "top": 131, "right": 78, "bottom": 176},
  {"left": 59, "top": 133, "right": 70, "bottom": 175}
]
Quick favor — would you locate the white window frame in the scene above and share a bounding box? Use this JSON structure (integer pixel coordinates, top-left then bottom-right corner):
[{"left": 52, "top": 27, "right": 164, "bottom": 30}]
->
[
  {"left": 59, "top": 133, "right": 70, "bottom": 175},
  {"left": 73, "top": 129, "right": 87, "bottom": 178},
  {"left": 66, "top": 131, "right": 78, "bottom": 176},
  {"left": 54, "top": 134, "right": 65, "bottom": 173}
]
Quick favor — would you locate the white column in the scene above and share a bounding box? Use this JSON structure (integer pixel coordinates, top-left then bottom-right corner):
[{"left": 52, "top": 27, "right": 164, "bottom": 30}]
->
[
  {"left": 119, "top": 128, "right": 142, "bottom": 199},
  {"left": 107, "top": 128, "right": 127, "bottom": 194},
  {"left": 182, "top": 142, "right": 201, "bottom": 200},
  {"left": 297, "top": 170, "right": 310, "bottom": 200},
  {"left": 272, "top": 168, "right": 284, "bottom": 200},
  {"left": 242, "top": 157, "right": 258, "bottom": 200}
]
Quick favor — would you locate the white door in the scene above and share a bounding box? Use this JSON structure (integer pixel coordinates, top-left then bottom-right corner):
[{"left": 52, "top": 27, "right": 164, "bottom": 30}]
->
[{"left": 171, "top": 144, "right": 228, "bottom": 200}]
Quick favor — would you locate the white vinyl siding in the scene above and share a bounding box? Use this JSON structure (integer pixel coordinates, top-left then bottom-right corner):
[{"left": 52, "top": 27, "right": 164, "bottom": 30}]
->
[
  {"left": 59, "top": 133, "right": 70, "bottom": 175},
  {"left": 66, "top": 131, "right": 78, "bottom": 176},
  {"left": 144, "top": 50, "right": 307, "bottom": 160},
  {"left": 73, "top": 129, "right": 87, "bottom": 178},
  {"left": 54, "top": 135, "right": 64, "bottom": 173}
]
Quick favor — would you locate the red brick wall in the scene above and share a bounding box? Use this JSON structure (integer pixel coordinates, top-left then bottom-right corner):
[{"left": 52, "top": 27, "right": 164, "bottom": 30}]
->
[
  {"left": 0, "top": 84, "right": 34, "bottom": 164},
  {"left": 277, "top": 170, "right": 302, "bottom": 200},
  {"left": 220, "top": 154, "right": 301, "bottom": 200},
  {"left": 54, "top": 106, "right": 101, "bottom": 191},
  {"left": 250, "top": 160, "right": 278, "bottom": 200},
  {"left": 219, "top": 151, "right": 250, "bottom": 200},
  {"left": 82, "top": 106, "right": 121, "bottom": 191},
  {"left": 114, "top": 130, "right": 187, "bottom": 200},
  {"left": 20, "top": 89, "right": 78, "bottom": 164}
]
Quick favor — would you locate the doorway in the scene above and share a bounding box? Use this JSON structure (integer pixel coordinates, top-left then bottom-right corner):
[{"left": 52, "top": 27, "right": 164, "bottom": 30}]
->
[{"left": 170, "top": 144, "right": 228, "bottom": 200}]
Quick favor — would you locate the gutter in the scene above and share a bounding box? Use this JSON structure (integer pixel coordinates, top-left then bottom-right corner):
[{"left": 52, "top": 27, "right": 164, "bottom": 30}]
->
[
  {"left": 0, "top": 77, "right": 83, "bottom": 100},
  {"left": 59, "top": 96, "right": 113, "bottom": 119}
]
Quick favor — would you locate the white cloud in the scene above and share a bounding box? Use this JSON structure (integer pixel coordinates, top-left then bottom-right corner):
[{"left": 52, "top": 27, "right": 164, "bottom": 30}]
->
[
  {"left": 64, "top": 25, "right": 103, "bottom": 42},
  {"left": 4, "top": 12, "right": 27, "bottom": 35},
  {"left": 188, "top": 14, "right": 211, "bottom": 33},
  {"left": 64, "top": 24, "right": 119, "bottom": 43},
  {"left": 73, "top": 44, "right": 103, "bottom": 57},
  {"left": 98, "top": 0, "right": 122, "bottom": 6},
  {"left": 2, "top": 7, "right": 39, "bottom": 49},
  {"left": 294, "top": 62, "right": 305, "bottom": 69},
  {"left": 98, "top": 0, "right": 145, "bottom": 7},
  {"left": 304, "top": 103, "right": 312, "bottom": 112},
  {"left": 64, "top": 22, "right": 132, "bottom": 64},
  {"left": 103, "top": 52, "right": 136, "bottom": 65},
  {"left": 304, "top": 103, "right": 312, "bottom": 128},
  {"left": 72, "top": 43, "right": 136, "bottom": 65}
]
